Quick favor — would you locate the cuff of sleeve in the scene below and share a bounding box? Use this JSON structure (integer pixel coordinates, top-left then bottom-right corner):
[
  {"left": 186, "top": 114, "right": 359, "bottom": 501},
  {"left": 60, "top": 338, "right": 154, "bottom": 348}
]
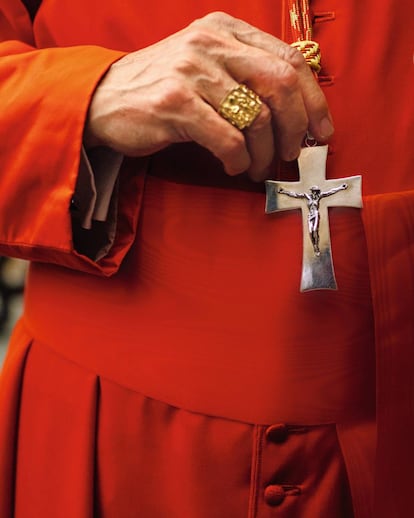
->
[
  {"left": 74, "top": 147, "right": 123, "bottom": 230},
  {"left": 0, "top": 44, "right": 144, "bottom": 276}
]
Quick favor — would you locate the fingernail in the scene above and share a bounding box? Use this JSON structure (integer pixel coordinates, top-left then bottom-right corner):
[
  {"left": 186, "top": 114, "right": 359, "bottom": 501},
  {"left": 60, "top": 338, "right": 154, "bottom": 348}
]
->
[{"left": 319, "top": 116, "right": 334, "bottom": 139}]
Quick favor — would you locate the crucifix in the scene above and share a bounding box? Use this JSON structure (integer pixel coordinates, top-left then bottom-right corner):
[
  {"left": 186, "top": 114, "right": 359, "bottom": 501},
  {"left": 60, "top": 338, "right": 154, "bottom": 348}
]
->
[{"left": 265, "top": 145, "right": 362, "bottom": 291}]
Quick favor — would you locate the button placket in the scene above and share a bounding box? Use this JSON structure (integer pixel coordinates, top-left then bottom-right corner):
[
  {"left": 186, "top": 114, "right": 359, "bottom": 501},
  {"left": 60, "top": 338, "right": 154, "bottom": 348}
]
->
[
  {"left": 252, "top": 423, "right": 356, "bottom": 516},
  {"left": 312, "top": 7, "right": 336, "bottom": 156},
  {"left": 260, "top": 423, "right": 302, "bottom": 512},
  {"left": 311, "top": 7, "right": 335, "bottom": 78}
]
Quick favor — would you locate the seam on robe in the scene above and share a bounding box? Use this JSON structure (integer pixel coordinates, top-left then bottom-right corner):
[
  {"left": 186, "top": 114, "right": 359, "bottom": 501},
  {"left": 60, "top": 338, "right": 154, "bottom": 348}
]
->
[
  {"left": 4, "top": 339, "right": 33, "bottom": 516},
  {"left": 92, "top": 375, "right": 101, "bottom": 517},
  {"left": 248, "top": 425, "right": 264, "bottom": 518},
  {"left": 336, "top": 421, "right": 376, "bottom": 518}
]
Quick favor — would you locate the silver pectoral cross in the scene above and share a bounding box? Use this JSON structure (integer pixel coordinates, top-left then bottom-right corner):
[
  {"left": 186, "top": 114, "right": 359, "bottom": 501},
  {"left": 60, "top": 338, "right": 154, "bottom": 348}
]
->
[{"left": 265, "top": 145, "right": 362, "bottom": 291}]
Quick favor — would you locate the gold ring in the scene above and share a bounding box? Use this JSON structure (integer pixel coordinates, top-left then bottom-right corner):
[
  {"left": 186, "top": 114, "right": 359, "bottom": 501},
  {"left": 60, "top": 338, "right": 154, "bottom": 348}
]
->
[{"left": 218, "top": 84, "right": 262, "bottom": 130}]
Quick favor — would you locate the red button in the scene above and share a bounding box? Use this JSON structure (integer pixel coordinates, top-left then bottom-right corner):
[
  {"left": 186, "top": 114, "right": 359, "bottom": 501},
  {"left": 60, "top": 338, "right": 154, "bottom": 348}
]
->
[
  {"left": 264, "top": 485, "right": 286, "bottom": 506},
  {"left": 265, "top": 424, "right": 288, "bottom": 443}
]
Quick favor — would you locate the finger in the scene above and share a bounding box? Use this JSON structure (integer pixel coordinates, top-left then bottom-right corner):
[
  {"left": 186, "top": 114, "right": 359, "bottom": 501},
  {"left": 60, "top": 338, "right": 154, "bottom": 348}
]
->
[
  {"left": 192, "top": 67, "right": 275, "bottom": 178},
  {"left": 291, "top": 51, "right": 334, "bottom": 141},
  {"left": 199, "top": 13, "right": 334, "bottom": 141},
  {"left": 244, "top": 104, "right": 275, "bottom": 181},
  {"left": 261, "top": 57, "right": 310, "bottom": 161},
  {"left": 174, "top": 96, "right": 252, "bottom": 175},
  {"left": 223, "top": 50, "right": 309, "bottom": 160},
  {"left": 236, "top": 36, "right": 334, "bottom": 142}
]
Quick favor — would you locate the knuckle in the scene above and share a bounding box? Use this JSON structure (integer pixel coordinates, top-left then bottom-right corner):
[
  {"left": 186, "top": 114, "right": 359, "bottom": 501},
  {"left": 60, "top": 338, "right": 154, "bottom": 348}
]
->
[
  {"left": 202, "top": 11, "right": 232, "bottom": 25},
  {"left": 275, "top": 61, "right": 300, "bottom": 91},
  {"left": 153, "top": 77, "right": 194, "bottom": 111},
  {"left": 182, "top": 26, "right": 216, "bottom": 48},
  {"left": 190, "top": 11, "right": 232, "bottom": 34},
  {"left": 173, "top": 53, "right": 200, "bottom": 76},
  {"left": 281, "top": 44, "right": 307, "bottom": 68}
]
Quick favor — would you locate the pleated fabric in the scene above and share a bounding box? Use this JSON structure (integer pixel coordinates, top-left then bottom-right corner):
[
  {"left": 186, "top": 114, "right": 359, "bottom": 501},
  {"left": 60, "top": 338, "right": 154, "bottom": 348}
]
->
[
  {"left": 0, "top": 0, "right": 413, "bottom": 516},
  {"left": 1, "top": 324, "right": 354, "bottom": 518}
]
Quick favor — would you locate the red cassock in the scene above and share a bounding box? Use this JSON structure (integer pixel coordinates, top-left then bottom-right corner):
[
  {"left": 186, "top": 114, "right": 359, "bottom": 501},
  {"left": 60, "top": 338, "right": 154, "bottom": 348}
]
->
[{"left": 0, "top": 0, "right": 413, "bottom": 516}]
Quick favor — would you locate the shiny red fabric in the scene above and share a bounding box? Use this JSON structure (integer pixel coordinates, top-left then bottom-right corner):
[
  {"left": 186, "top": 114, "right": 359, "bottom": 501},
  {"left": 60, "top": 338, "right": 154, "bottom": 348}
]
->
[{"left": 0, "top": 0, "right": 413, "bottom": 517}]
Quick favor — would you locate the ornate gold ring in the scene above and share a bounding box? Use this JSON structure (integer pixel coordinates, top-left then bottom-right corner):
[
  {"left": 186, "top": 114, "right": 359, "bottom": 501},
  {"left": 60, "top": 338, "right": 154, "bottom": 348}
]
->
[{"left": 218, "top": 84, "right": 262, "bottom": 130}]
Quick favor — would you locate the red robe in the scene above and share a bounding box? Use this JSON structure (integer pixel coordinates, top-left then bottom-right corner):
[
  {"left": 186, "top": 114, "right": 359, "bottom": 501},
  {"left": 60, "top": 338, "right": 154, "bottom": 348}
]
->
[{"left": 0, "top": 0, "right": 413, "bottom": 516}]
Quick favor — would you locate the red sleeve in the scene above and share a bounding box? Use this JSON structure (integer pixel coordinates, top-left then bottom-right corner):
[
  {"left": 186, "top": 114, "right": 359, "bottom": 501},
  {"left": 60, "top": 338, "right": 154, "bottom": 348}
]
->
[{"left": 0, "top": 0, "right": 144, "bottom": 276}]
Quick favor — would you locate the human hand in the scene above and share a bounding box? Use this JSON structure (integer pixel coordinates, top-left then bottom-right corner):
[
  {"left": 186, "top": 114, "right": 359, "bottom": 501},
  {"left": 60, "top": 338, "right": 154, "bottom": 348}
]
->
[{"left": 84, "top": 11, "right": 333, "bottom": 181}]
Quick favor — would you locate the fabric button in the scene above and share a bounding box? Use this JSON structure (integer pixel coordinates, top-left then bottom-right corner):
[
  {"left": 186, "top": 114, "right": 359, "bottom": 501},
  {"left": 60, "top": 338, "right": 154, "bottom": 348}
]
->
[
  {"left": 265, "top": 424, "right": 288, "bottom": 443},
  {"left": 264, "top": 484, "right": 286, "bottom": 506}
]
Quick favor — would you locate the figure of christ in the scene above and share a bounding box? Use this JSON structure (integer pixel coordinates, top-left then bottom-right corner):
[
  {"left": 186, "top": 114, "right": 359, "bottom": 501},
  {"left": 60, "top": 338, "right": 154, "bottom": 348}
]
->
[{"left": 278, "top": 183, "right": 348, "bottom": 256}]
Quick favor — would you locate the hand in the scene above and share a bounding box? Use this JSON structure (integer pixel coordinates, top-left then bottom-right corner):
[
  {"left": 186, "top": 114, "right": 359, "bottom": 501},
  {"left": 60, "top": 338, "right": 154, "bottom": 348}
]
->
[{"left": 84, "top": 12, "right": 334, "bottom": 181}]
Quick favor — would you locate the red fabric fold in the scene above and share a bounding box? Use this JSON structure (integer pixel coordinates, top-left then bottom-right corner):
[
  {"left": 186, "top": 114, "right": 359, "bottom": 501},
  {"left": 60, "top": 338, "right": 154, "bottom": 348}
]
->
[{"left": 363, "top": 191, "right": 414, "bottom": 518}]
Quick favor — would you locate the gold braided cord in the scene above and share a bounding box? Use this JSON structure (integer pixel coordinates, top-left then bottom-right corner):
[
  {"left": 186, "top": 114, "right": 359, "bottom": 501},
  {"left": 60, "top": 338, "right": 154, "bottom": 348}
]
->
[
  {"left": 288, "top": 0, "right": 321, "bottom": 74},
  {"left": 289, "top": 0, "right": 313, "bottom": 41},
  {"left": 291, "top": 40, "right": 321, "bottom": 73}
]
